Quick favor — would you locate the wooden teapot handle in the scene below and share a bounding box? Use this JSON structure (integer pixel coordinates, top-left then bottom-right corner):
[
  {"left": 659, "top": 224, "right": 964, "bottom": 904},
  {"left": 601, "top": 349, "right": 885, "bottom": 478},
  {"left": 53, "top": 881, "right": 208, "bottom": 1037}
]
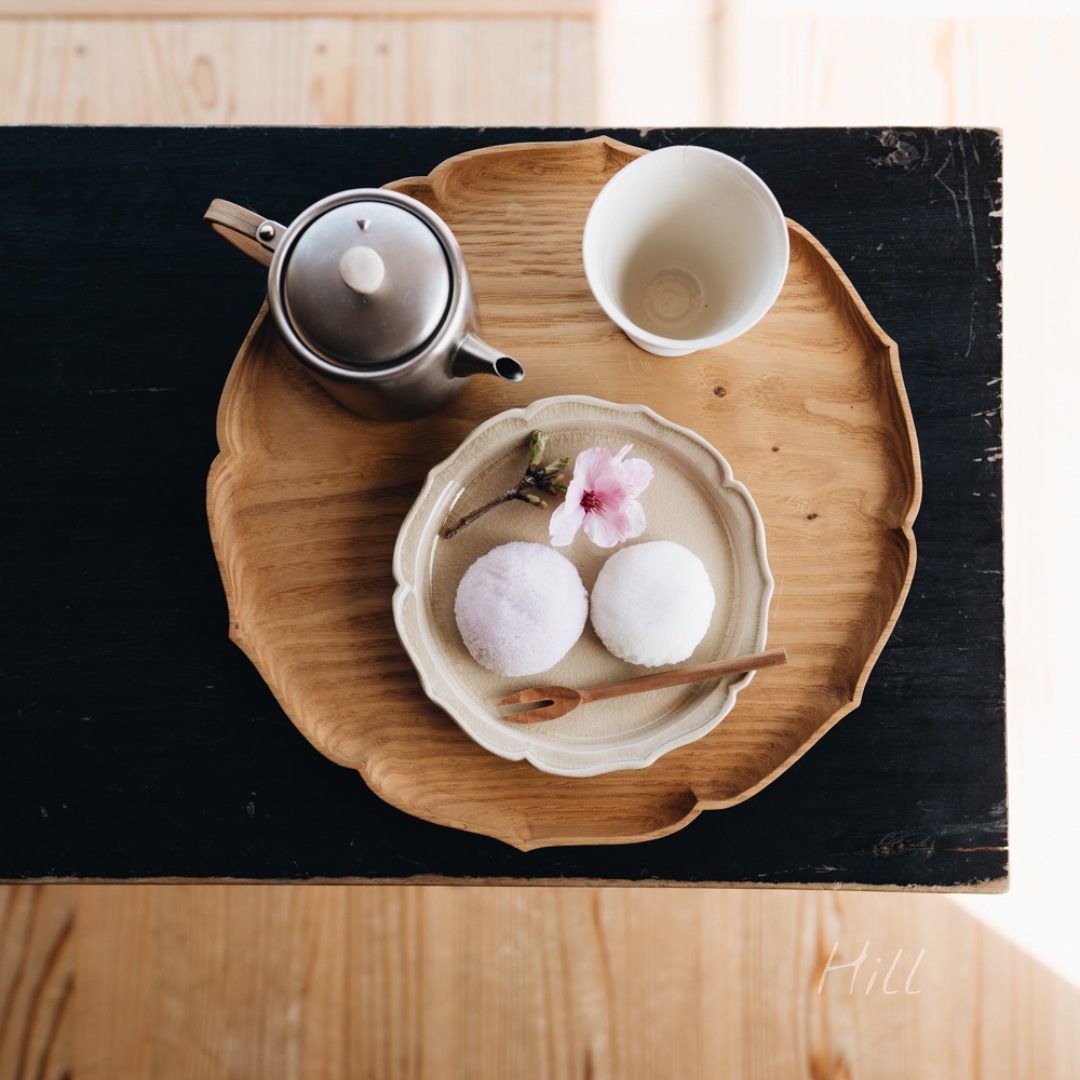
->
[{"left": 204, "top": 199, "right": 283, "bottom": 269}]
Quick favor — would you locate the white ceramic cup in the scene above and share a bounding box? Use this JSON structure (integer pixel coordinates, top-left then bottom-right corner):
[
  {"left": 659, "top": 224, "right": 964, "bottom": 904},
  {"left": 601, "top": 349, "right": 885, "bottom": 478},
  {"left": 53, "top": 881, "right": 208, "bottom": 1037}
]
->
[{"left": 583, "top": 145, "right": 789, "bottom": 356}]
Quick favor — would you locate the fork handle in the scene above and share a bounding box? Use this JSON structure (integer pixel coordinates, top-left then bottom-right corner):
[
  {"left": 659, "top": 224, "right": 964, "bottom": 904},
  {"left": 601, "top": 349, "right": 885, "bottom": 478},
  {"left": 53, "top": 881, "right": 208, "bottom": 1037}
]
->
[{"left": 578, "top": 647, "right": 788, "bottom": 704}]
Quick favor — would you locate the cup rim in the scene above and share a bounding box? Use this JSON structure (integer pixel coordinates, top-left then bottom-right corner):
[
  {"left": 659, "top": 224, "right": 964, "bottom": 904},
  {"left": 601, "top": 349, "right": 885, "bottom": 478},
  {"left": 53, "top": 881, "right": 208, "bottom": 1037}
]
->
[{"left": 582, "top": 144, "right": 790, "bottom": 353}]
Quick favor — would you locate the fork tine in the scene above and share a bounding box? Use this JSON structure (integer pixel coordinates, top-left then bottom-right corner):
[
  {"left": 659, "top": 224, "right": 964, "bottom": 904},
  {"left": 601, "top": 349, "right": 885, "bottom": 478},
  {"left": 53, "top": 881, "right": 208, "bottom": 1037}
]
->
[
  {"left": 496, "top": 686, "right": 557, "bottom": 707},
  {"left": 495, "top": 685, "right": 581, "bottom": 723}
]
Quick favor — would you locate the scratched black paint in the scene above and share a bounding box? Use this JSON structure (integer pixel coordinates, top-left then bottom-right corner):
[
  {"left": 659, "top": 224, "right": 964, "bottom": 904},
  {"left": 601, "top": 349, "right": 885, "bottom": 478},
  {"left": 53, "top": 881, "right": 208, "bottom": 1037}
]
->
[{"left": 0, "top": 127, "right": 1004, "bottom": 887}]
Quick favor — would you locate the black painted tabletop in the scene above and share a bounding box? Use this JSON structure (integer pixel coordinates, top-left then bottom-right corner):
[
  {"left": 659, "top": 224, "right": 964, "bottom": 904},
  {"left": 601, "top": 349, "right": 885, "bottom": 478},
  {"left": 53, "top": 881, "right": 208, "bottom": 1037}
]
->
[{"left": 0, "top": 127, "right": 1005, "bottom": 888}]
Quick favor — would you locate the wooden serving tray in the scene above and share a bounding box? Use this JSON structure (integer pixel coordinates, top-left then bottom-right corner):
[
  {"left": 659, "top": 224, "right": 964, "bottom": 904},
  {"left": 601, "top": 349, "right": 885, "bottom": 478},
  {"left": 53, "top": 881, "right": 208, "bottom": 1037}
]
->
[{"left": 206, "top": 136, "right": 921, "bottom": 850}]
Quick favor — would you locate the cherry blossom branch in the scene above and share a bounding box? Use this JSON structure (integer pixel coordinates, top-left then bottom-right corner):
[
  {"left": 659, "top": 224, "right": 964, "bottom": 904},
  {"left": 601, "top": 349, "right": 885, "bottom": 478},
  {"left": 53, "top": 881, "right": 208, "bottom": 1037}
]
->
[{"left": 441, "top": 430, "right": 567, "bottom": 540}]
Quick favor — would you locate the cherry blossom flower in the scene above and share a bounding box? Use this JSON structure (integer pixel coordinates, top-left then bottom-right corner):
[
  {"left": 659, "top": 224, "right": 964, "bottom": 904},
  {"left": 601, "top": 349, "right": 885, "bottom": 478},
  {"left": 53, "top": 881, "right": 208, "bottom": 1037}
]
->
[{"left": 549, "top": 443, "right": 653, "bottom": 548}]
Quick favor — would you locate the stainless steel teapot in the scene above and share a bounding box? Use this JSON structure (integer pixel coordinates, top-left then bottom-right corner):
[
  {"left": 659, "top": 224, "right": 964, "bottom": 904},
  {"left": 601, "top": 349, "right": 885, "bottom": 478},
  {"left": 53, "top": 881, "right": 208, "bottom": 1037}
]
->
[{"left": 205, "top": 189, "right": 523, "bottom": 421}]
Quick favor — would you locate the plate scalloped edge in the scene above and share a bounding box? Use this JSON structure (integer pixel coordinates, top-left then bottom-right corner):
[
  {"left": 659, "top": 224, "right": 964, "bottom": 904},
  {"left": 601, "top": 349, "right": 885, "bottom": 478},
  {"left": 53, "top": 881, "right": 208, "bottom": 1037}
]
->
[{"left": 391, "top": 394, "right": 775, "bottom": 778}]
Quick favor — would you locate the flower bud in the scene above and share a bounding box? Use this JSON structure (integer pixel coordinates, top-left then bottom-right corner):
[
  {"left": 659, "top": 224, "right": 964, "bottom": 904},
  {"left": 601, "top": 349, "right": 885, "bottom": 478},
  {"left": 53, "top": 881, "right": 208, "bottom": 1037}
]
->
[{"left": 528, "top": 430, "right": 549, "bottom": 466}]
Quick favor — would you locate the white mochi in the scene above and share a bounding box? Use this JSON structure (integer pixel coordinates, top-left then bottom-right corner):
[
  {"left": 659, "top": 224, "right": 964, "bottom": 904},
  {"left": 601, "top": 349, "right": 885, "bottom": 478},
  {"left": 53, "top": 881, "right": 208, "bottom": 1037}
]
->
[
  {"left": 590, "top": 541, "right": 716, "bottom": 666},
  {"left": 454, "top": 542, "right": 588, "bottom": 677}
]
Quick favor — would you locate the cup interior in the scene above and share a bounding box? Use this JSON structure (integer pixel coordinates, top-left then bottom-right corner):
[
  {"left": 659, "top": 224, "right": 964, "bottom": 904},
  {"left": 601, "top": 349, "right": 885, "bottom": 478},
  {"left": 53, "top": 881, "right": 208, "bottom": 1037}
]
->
[{"left": 584, "top": 147, "right": 788, "bottom": 350}]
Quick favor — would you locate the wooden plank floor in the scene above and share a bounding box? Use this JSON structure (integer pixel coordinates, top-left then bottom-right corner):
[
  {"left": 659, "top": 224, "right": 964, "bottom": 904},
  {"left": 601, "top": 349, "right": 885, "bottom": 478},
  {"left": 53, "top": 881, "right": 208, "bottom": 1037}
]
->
[
  {"left": 0, "top": 13, "right": 596, "bottom": 125},
  {"left": 3, "top": 2, "right": 1078, "bottom": 1076},
  {"left": 4, "top": 883, "right": 1080, "bottom": 1079}
]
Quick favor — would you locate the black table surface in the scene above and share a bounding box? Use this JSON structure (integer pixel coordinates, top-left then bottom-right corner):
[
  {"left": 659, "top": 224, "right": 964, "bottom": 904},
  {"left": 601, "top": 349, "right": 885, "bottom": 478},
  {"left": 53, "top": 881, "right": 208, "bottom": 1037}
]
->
[{"left": 0, "top": 126, "right": 1005, "bottom": 888}]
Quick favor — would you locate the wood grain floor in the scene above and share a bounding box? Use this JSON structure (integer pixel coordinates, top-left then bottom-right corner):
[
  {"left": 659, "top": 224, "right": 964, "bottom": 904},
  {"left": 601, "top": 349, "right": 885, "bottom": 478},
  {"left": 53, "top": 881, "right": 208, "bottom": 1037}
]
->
[
  {"left": 4, "top": 883, "right": 1079, "bottom": 1080},
  {"left": 3, "top": 2, "right": 1079, "bottom": 1077},
  {"left": 0, "top": 13, "right": 596, "bottom": 126}
]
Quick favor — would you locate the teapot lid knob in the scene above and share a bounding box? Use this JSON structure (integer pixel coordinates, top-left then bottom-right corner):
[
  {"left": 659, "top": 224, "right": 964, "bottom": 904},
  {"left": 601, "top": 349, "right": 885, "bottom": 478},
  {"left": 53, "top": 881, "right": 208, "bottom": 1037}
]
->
[{"left": 339, "top": 245, "right": 386, "bottom": 296}]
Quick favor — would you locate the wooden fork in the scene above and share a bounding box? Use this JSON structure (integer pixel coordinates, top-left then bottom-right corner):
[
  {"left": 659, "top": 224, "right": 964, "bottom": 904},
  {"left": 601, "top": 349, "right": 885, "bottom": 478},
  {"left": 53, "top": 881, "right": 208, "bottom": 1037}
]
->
[{"left": 495, "top": 647, "right": 787, "bottom": 723}]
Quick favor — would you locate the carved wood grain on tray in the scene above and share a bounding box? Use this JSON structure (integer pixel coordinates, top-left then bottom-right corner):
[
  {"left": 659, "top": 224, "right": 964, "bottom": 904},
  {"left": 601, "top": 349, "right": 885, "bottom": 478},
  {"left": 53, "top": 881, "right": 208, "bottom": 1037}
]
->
[{"left": 206, "top": 136, "right": 921, "bottom": 850}]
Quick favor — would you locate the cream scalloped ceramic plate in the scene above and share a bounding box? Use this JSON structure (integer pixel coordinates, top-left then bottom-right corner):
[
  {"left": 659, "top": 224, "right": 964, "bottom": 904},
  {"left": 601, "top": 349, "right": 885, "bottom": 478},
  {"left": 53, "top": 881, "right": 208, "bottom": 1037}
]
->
[{"left": 392, "top": 396, "right": 773, "bottom": 777}]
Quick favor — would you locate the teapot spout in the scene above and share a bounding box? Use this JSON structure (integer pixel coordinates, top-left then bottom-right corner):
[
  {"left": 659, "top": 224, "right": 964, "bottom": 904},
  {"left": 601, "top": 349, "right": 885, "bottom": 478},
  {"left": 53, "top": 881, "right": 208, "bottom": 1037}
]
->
[{"left": 452, "top": 333, "right": 525, "bottom": 383}]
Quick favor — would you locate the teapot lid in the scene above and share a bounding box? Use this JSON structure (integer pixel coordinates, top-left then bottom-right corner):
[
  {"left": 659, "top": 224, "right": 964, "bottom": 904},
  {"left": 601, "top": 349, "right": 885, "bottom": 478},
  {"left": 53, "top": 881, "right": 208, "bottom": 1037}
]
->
[{"left": 280, "top": 195, "right": 452, "bottom": 369}]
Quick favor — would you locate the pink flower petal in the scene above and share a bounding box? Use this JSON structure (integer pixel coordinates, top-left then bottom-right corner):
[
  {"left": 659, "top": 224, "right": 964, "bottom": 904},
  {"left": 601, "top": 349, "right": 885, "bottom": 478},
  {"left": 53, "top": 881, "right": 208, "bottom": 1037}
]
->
[
  {"left": 618, "top": 457, "right": 654, "bottom": 498},
  {"left": 572, "top": 446, "right": 616, "bottom": 487},
  {"left": 548, "top": 500, "right": 585, "bottom": 547},
  {"left": 561, "top": 474, "right": 586, "bottom": 506},
  {"left": 583, "top": 506, "right": 633, "bottom": 547},
  {"left": 591, "top": 473, "right": 630, "bottom": 509},
  {"left": 620, "top": 497, "right": 647, "bottom": 540}
]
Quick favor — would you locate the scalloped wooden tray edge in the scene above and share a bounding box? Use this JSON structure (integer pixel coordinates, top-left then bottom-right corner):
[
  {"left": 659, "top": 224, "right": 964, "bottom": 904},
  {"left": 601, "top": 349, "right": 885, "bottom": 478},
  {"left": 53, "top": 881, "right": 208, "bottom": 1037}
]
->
[{"left": 206, "top": 135, "right": 922, "bottom": 851}]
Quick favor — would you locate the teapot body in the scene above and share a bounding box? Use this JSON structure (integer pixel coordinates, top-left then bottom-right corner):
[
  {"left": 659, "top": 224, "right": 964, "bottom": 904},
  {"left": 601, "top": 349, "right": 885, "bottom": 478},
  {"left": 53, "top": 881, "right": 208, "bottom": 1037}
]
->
[
  {"left": 206, "top": 189, "right": 522, "bottom": 422},
  {"left": 303, "top": 280, "right": 476, "bottom": 423}
]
